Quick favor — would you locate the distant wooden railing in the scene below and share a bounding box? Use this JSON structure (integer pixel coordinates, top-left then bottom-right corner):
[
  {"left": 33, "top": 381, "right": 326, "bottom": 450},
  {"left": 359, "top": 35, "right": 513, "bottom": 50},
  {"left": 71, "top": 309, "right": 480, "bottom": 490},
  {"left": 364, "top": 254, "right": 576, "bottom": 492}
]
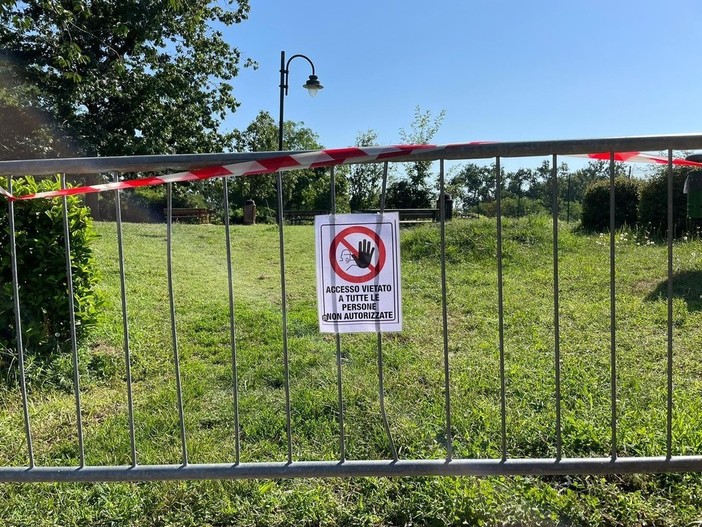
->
[
  {"left": 282, "top": 209, "right": 329, "bottom": 224},
  {"left": 163, "top": 207, "right": 212, "bottom": 223}
]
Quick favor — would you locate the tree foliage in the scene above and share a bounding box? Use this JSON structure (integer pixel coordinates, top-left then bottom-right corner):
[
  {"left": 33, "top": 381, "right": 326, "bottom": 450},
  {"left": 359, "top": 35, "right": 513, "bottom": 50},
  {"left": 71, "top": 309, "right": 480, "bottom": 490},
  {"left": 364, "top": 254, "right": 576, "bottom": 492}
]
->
[
  {"left": 0, "top": 0, "right": 252, "bottom": 159},
  {"left": 446, "top": 160, "right": 630, "bottom": 222},
  {"left": 526, "top": 160, "right": 625, "bottom": 210},
  {"left": 223, "top": 111, "right": 347, "bottom": 219},
  {"left": 387, "top": 106, "right": 445, "bottom": 209},
  {"left": 347, "top": 130, "right": 383, "bottom": 211},
  {"left": 522, "top": 160, "right": 571, "bottom": 214},
  {"left": 447, "top": 163, "right": 497, "bottom": 212}
]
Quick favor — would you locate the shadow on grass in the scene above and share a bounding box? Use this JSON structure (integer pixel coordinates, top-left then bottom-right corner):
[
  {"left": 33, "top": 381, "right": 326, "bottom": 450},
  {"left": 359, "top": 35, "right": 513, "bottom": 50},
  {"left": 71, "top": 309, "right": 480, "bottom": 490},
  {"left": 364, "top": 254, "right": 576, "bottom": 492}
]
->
[{"left": 645, "top": 270, "right": 702, "bottom": 311}]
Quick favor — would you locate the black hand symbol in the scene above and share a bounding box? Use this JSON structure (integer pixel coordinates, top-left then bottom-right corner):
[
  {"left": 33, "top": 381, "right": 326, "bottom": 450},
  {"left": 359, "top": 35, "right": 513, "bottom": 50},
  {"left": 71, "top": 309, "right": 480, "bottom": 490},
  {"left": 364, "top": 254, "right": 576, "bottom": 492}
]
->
[{"left": 353, "top": 239, "right": 375, "bottom": 269}]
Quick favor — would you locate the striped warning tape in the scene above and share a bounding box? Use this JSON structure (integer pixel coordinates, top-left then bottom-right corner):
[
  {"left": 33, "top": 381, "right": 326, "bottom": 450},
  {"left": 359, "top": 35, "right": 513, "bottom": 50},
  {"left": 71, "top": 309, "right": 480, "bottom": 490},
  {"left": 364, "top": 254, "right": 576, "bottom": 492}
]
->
[
  {"left": 2, "top": 143, "right": 701, "bottom": 201},
  {"left": 7, "top": 144, "right": 450, "bottom": 201},
  {"left": 573, "top": 152, "right": 702, "bottom": 166}
]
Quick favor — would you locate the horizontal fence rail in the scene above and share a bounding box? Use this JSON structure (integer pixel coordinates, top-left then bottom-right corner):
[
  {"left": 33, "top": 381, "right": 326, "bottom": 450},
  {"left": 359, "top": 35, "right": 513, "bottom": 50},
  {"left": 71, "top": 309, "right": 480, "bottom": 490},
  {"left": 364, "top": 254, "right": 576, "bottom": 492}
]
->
[
  {"left": 3, "top": 457, "right": 702, "bottom": 483},
  {"left": 2, "top": 134, "right": 702, "bottom": 482},
  {"left": 1, "top": 133, "right": 702, "bottom": 176}
]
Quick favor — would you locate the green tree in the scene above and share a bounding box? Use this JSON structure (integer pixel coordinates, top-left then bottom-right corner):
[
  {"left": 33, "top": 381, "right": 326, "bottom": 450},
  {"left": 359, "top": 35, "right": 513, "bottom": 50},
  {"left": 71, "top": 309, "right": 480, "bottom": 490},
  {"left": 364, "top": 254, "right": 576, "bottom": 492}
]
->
[
  {"left": 387, "top": 106, "right": 445, "bottom": 209},
  {"left": 223, "top": 111, "right": 339, "bottom": 220},
  {"left": 0, "top": 62, "right": 74, "bottom": 159},
  {"left": 527, "top": 160, "right": 625, "bottom": 206},
  {"left": 447, "top": 163, "right": 496, "bottom": 213},
  {"left": 347, "top": 130, "right": 384, "bottom": 210},
  {"left": 531, "top": 159, "right": 571, "bottom": 214},
  {"left": 0, "top": 0, "right": 253, "bottom": 159},
  {"left": 505, "top": 168, "right": 537, "bottom": 217},
  {"left": 518, "top": 159, "right": 608, "bottom": 220}
]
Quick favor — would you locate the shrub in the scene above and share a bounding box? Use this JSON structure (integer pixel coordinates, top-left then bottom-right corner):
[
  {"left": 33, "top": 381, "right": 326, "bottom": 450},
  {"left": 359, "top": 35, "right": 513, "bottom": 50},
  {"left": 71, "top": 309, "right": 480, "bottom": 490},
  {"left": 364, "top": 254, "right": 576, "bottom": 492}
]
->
[
  {"left": 0, "top": 176, "right": 100, "bottom": 360},
  {"left": 639, "top": 168, "right": 691, "bottom": 238},
  {"left": 581, "top": 177, "right": 640, "bottom": 232}
]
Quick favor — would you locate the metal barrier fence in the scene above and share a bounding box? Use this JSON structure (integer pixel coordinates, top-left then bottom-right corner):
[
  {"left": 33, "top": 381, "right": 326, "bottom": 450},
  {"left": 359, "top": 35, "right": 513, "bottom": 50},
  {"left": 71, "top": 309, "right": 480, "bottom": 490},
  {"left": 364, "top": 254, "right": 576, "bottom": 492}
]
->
[{"left": 2, "top": 134, "right": 702, "bottom": 482}]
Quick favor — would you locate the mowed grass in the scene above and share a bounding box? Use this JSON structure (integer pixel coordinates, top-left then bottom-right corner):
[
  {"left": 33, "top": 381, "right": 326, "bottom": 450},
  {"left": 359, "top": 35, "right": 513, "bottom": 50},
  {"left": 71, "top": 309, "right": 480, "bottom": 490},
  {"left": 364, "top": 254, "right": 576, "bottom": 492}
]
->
[{"left": 2, "top": 216, "right": 702, "bottom": 525}]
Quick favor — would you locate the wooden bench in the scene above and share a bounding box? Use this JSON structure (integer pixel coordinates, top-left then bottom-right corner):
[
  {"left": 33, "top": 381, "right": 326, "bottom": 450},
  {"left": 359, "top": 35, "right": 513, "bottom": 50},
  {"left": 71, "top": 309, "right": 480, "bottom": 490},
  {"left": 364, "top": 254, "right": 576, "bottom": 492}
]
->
[
  {"left": 164, "top": 208, "right": 212, "bottom": 223},
  {"left": 282, "top": 210, "right": 329, "bottom": 224},
  {"left": 357, "top": 208, "right": 440, "bottom": 224}
]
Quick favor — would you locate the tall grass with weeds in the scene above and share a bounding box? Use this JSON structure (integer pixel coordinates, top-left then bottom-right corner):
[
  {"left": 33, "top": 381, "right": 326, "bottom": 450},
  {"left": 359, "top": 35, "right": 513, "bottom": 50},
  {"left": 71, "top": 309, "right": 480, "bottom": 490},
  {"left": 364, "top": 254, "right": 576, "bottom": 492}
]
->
[{"left": 1, "top": 216, "right": 702, "bottom": 525}]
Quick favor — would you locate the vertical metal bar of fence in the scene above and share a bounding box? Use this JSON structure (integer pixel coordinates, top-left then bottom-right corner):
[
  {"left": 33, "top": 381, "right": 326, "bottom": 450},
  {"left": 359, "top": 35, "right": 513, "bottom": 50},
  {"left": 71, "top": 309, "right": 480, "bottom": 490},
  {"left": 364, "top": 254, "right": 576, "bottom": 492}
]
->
[
  {"left": 7, "top": 177, "right": 35, "bottom": 468},
  {"left": 113, "top": 175, "right": 137, "bottom": 467},
  {"left": 329, "top": 165, "right": 336, "bottom": 211},
  {"left": 329, "top": 167, "right": 346, "bottom": 462},
  {"left": 380, "top": 162, "right": 388, "bottom": 212},
  {"left": 166, "top": 183, "right": 189, "bottom": 466},
  {"left": 609, "top": 153, "right": 618, "bottom": 460},
  {"left": 61, "top": 173, "right": 86, "bottom": 467},
  {"left": 666, "top": 149, "right": 674, "bottom": 459},
  {"left": 552, "top": 155, "right": 562, "bottom": 461},
  {"left": 496, "top": 158, "right": 507, "bottom": 461},
  {"left": 377, "top": 162, "right": 397, "bottom": 460},
  {"left": 222, "top": 178, "right": 241, "bottom": 464},
  {"left": 566, "top": 174, "right": 571, "bottom": 224},
  {"left": 336, "top": 337, "right": 345, "bottom": 462},
  {"left": 438, "top": 159, "right": 453, "bottom": 461},
  {"left": 275, "top": 170, "right": 293, "bottom": 464}
]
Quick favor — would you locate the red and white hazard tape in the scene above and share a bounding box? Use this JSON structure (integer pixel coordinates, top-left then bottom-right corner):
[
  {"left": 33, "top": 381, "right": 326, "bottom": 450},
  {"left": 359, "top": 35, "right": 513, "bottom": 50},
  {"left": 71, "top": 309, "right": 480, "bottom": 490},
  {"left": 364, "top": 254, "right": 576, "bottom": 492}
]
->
[
  {"left": 9, "top": 144, "right": 453, "bottom": 201},
  {"left": 0, "top": 186, "right": 12, "bottom": 199},
  {"left": 3, "top": 143, "right": 702, "bottom": 201},
  {"left": 572, "top": 152, "right": 702, "bottom": 166}
]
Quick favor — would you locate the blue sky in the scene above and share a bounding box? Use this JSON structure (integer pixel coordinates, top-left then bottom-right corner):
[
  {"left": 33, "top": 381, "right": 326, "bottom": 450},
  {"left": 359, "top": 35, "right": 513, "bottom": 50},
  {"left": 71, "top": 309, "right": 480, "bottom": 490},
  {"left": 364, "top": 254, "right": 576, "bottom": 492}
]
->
[{"left": 223, "top": 0, "right": 702, "bottom": 171}]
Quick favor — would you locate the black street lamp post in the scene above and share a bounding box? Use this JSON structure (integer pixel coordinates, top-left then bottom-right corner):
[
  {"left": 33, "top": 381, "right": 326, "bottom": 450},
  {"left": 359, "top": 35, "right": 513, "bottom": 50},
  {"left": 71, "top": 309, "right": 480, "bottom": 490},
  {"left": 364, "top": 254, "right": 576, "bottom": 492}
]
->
[
  {"left": 278, "top": 51, "right": 323, "bottom": 152},
  {"left": 275, "top": 51, "right": 322, "bottom": 463},
  {"left": 276, "top": 50, "right": 323, "bottom": 222}
]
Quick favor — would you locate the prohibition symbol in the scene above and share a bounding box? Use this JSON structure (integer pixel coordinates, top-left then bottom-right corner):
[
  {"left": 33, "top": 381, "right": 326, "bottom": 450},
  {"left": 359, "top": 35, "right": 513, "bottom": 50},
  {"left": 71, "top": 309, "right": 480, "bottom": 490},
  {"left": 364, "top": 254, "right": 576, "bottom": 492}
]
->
[{"left": 329, "top": 225, "right": 387, "bottom": 283}]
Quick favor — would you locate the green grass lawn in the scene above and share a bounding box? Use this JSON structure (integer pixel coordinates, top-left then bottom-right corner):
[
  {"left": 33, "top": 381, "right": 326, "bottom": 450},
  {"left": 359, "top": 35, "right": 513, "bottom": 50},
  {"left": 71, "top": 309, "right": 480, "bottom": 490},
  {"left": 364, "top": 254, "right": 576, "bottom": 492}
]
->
[{"left": 2, "top": 216, "right": 702, "bottom": 525}]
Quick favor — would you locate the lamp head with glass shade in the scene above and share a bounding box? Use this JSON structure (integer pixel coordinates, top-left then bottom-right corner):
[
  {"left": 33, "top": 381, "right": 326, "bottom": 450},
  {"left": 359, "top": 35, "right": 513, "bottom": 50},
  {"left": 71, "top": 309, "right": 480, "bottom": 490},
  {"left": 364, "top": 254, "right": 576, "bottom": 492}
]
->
[{"left": 303, "top": 74, "right": 323, "bottom": 97}]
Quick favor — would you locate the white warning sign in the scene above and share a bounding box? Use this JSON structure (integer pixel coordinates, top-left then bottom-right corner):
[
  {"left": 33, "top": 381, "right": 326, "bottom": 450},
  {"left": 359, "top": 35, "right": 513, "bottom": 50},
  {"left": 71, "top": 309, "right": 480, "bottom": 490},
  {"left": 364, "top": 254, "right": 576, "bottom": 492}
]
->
[{"left": 315, "top": 213, "right": 402, "bottom": 333}]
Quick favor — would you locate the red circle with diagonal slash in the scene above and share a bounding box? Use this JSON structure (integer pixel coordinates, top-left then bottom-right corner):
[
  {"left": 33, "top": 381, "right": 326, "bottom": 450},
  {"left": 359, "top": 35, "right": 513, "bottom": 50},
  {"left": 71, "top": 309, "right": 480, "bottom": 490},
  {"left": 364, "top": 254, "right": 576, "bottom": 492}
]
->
[{"left": 329, "top": 225, "right": 386, "bottom": 283}]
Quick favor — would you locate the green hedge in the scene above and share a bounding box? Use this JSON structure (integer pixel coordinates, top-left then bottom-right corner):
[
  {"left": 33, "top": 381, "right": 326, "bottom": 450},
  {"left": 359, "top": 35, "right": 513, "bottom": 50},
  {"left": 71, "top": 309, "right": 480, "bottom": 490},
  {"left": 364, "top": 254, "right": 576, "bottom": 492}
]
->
[
  {"left": 0, "top": 176, "right": 100, "bottom": 360},
  {"left": 581, "top": 177, "right": 640, "bottom": 232},
  {"left": 639, "top": 168, "right": 691, "bottom": 238}
]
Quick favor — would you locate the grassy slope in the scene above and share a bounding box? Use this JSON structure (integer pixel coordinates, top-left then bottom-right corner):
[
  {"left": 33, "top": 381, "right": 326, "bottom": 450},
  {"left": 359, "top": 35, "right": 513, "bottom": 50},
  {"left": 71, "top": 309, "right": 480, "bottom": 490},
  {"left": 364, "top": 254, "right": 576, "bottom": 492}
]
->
[{"left": 1, "top": 217, "right": 702, "bottom": 525}]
